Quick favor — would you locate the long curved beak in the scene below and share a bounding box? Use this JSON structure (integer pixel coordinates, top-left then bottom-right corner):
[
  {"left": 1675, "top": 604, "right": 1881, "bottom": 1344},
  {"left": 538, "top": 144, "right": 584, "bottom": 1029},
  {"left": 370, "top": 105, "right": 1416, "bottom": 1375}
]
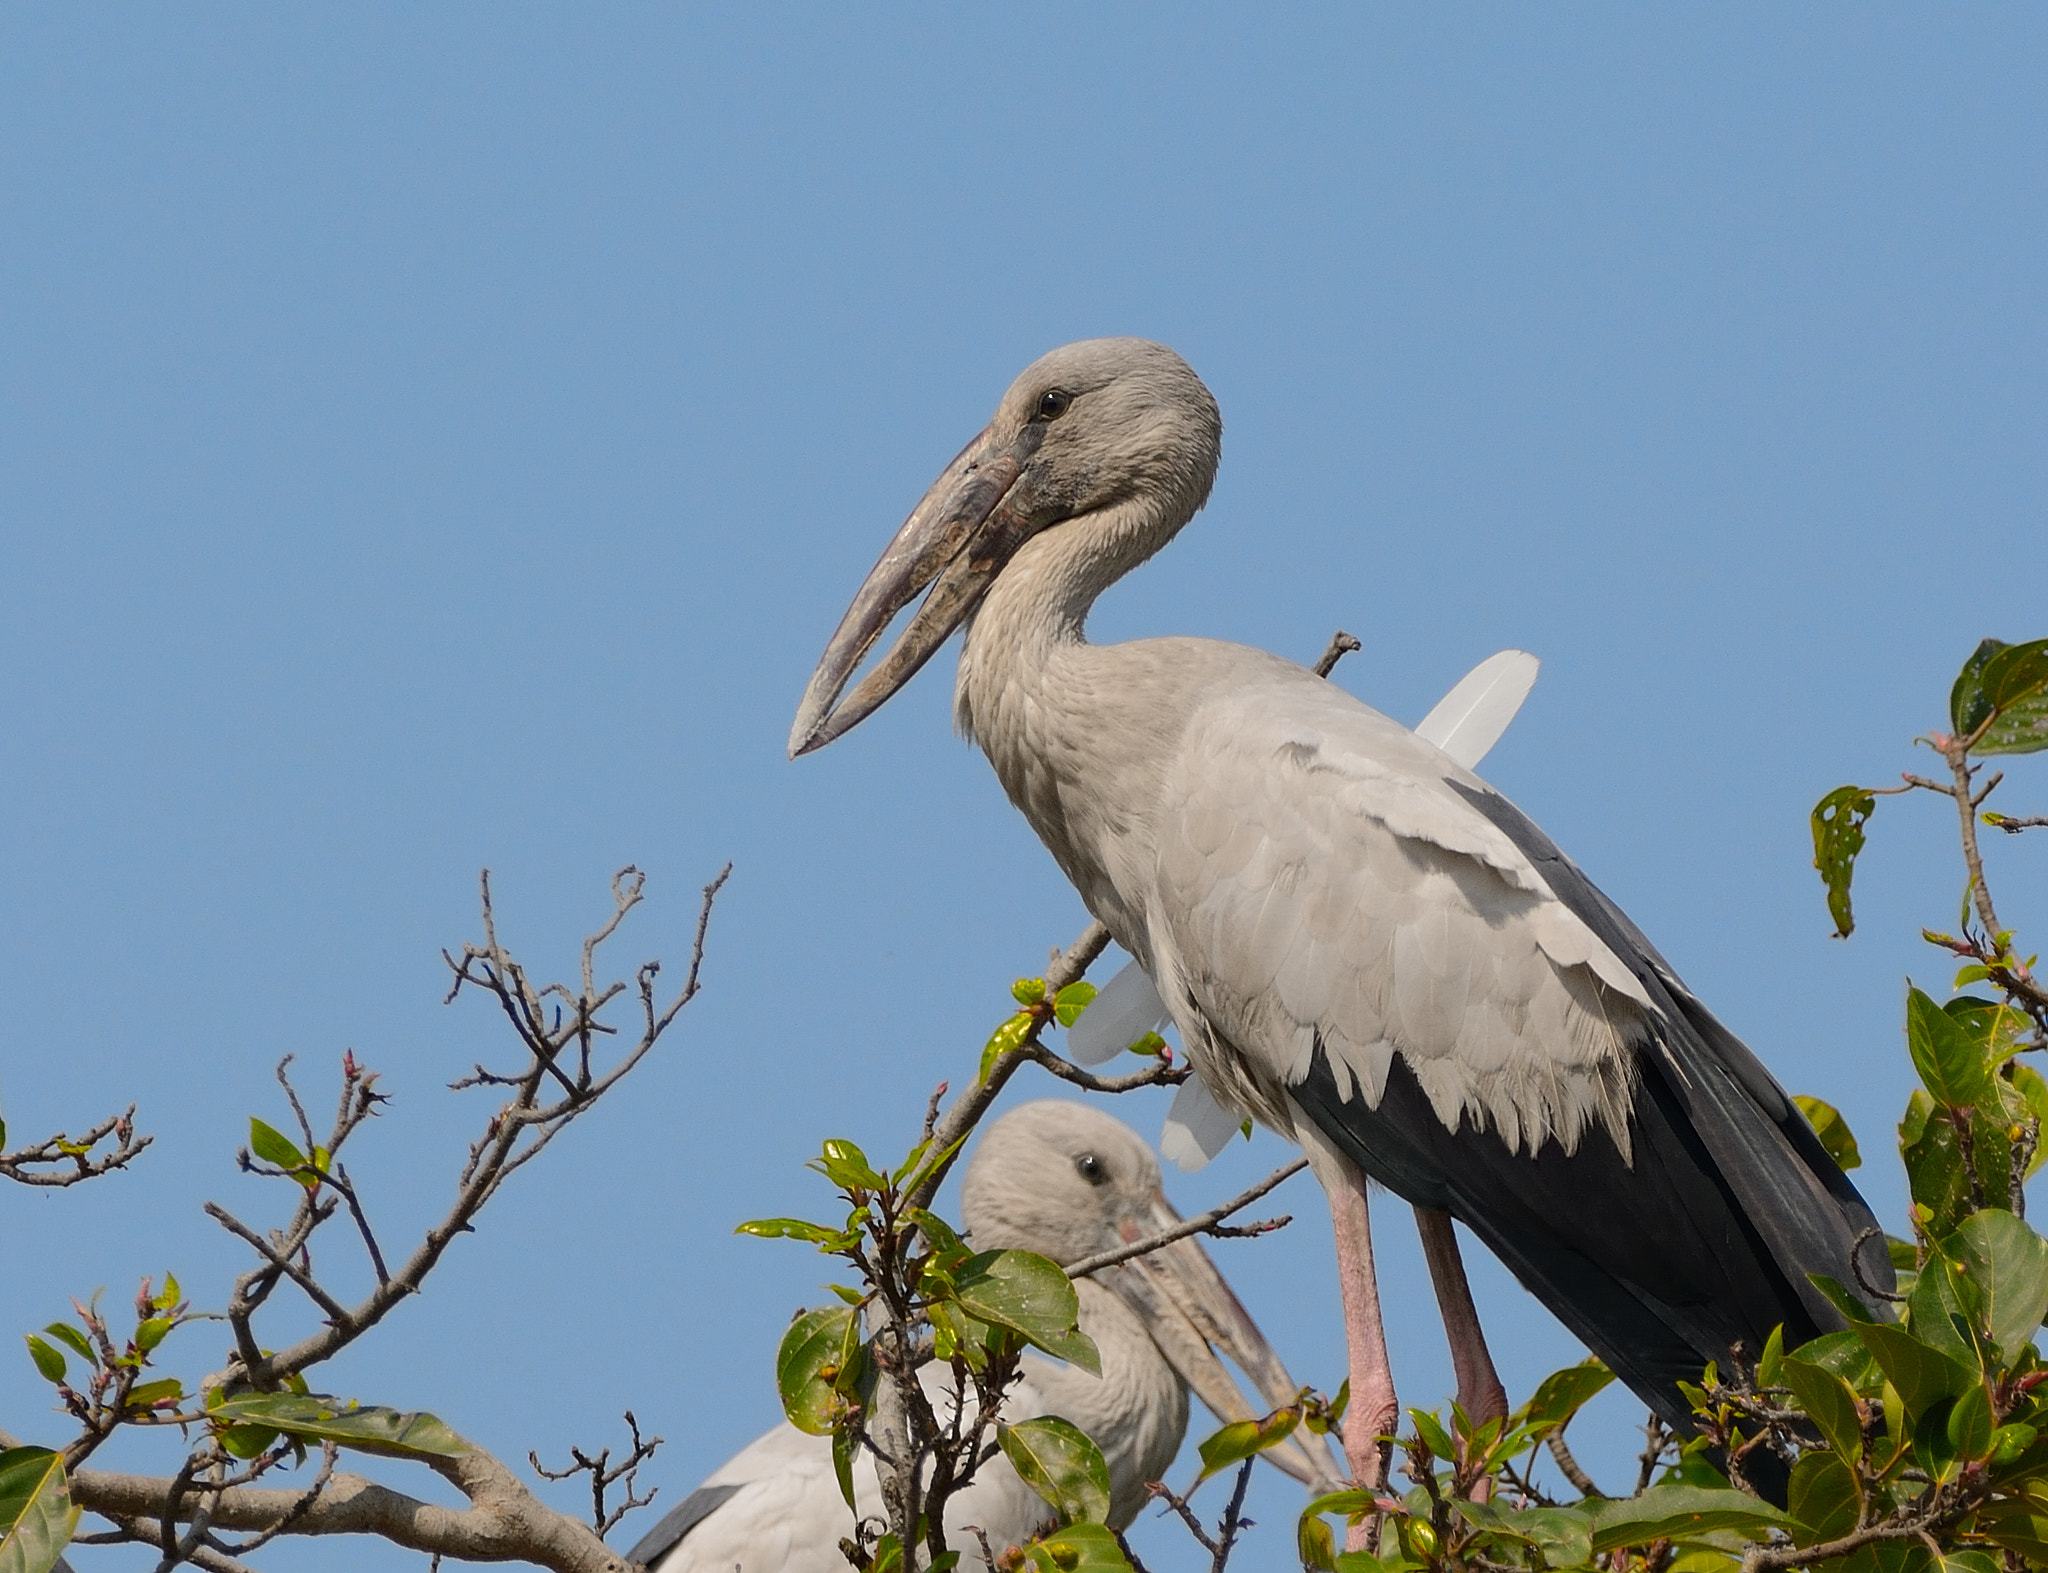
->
[
  {"left": 788, "top": 424, "right": 1043, "bottom": 758},
  {"left": 1101, "top": 1193, "right": 1347, "bottom": 1494}
]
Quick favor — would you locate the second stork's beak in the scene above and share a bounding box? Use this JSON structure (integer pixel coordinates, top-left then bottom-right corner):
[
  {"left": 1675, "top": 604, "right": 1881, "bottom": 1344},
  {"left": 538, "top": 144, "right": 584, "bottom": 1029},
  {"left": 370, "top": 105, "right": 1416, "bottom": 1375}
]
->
[
  {"left": 1102, "top": 1193, "right": 1348, "bottom": 1493},
  {"left": 789, "top": 424, "right": 1045, "bottom": 758}
]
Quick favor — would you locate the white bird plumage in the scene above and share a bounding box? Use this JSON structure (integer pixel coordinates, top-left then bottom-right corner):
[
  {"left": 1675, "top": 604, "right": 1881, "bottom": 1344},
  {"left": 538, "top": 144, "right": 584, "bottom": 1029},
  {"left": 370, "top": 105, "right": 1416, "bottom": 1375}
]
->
[
  {"left": 789, "top": 338, "right": 1889, "bottom": 1502},
  {"left": 632, "top": 1101, "right": 1336, "bottom": 1572}
]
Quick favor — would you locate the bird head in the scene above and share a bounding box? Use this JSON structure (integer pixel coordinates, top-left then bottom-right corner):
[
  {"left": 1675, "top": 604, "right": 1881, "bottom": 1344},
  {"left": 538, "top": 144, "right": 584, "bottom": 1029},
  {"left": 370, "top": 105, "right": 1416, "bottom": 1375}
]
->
[
  {"left": 788, "top": 338, "right": 1221, "bottom": 757},
  {"left": 961, "top": 1099, "right": 1342, "bottom": 1491}
]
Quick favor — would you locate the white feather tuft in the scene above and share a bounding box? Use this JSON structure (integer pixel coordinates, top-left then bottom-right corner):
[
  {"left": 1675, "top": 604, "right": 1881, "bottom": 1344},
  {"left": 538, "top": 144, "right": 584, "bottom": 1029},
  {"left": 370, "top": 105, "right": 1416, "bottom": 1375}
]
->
[
  {"left": 1413, "top": 650, "right": 1539, "bottom": 770},
  {"left": 1159, "top": 1071, "right": 1244, "bottom": 1172},
  {"left": 1066, "top": 958, "right": 1172, "bottom": 1066}
]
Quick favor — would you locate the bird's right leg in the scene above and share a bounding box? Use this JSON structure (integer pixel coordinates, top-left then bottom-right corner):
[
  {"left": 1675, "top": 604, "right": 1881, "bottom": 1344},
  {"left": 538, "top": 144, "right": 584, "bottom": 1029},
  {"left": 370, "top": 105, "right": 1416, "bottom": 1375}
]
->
[
  {"left": 1414, "top": 1205, "right": 1507, "bottom": 1499},
  {"left": 1297, "top": 1125, "right": 1398, "bottom": 1546}
]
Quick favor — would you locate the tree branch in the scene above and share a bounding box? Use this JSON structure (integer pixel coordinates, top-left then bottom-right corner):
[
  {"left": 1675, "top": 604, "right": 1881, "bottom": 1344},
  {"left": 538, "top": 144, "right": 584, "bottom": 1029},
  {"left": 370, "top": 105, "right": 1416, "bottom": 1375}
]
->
[{"left": 1062, "top": 1159, "right": 1307, "bottom": 1278}]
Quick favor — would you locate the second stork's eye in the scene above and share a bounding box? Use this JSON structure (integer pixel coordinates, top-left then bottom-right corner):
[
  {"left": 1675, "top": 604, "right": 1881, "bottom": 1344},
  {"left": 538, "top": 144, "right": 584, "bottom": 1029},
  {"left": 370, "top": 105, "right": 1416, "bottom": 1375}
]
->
[
  {"left": 1074, "top": 1153, "right": 1106, "bottom": 1184},
  {"left": 1035, "top": 389, "right": 1072, "bottom": 421}
]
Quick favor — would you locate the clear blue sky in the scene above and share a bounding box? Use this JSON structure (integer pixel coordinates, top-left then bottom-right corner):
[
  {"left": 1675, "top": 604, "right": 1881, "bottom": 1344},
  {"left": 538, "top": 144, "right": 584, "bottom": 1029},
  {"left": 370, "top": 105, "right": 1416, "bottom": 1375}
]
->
[{"left": 4, "top": 9, "right": 2045, "bottom": 1569}]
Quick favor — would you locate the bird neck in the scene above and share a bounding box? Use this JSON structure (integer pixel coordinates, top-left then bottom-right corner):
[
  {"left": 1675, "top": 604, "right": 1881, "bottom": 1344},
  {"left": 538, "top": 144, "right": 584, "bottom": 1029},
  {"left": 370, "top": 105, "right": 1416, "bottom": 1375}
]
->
[{"left": 1022, "top": 1278, "right": 1188, "bottom": 1527}]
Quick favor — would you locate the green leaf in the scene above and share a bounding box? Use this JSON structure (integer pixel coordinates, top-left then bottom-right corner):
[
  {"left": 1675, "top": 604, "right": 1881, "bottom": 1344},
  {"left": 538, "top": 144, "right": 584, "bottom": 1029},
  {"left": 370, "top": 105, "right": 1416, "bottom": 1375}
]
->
[
  {"left": 1052, "top": 982, "right": 1098, "bottom": 1029},
  {"left": 1516, "top": 1357, "right": 1615, "bottom": 1436},
  {"left": 951, "top": 1250, "right": 1100, "bottom": 1374},
  {"left": 1787, "top": 1450, "right": 1858, "bottom": 1545},
  {"left": 1952, "top": 638, "right": 2008, "bottom": 737},
  {"left": 152, "top": 1274, "right": 181, "bottom": 1312},
  {"left": 2011, "top": 1065, "right": 2048, "bottom": 1179},
  {"left": 831, "top": 1423, "right": 859, "bottom": 1512},
  {"left": 135, "top": 1317, "right": 173, "bottom": 1353},
  {"left": 1908, "top": 1252, "right": 1984, "bottom": 1370},
  {"left": 21, "top": 1340, "right": 62, "bottom": 1386},
  {"left": 1811, "top": 786, "right": 1877, "bottom": 938},
  {"left": 206, "top": 1395, "right": 468, "bottom": 1458},
  {"left": 37, "top": 1327, "right": 91, "bottom": 1367},
  {"left": 1968, "top": 637, "right": 2048, "bottom": 756},
  {"left": 1000, "top": 1417, "right": 1113, "bottom": 1525},
  {"left": 1408, "top": 1406, "right": 1455, "bottom": 1460},
  {"left": 1781, "top": 1359, "right": 1863, "bottom": 1463},
  {"left": 1588, "top": 1485, "right": 1792, "bottom": 1552},
  {"left": 1454, "top": 1500, "right": 1594, "bottom": 1568},
  {"left": 1946, "top": 1382, "right": 1995, "bottom": 1461},
  {"left": 1012, "top": 977, "right": 1047, "bottom": 1007},
  {"left": 811, "top": 1139, "right": 886, "bottom": 1193},
  {"left": 1790, "top": 1328, "right": 1877, "bottom": 1388},
  {"left": 0, "top": 1447, "right": 80, "bottom": 1573},
  {"left": 1978, "top": 1499, "right": 2048, "bottom": 1562},
  {"left": 734, "top": 1217, "right": 849, "bottom": 1246},
  {"left": 1194, "top": 1407, "right": 1300, "bottom": 1484},
  {"left": 1298, "top": 1506, "right": 1339, "bottom": 1573},
  {"left": 1908, "top": 986, "right": 1992, "bottom": 1109},
  {"left": 1855, "top": 1320, "right": 1975, "bottom": 1418},
  {"left": 1944, "top": 1208, "right": 2048, "bottom": 1364},
  {"left": 1018, "top": 1521, "right": 1132, "bottom": 1572},
  {"left": 980, "top": 1012, "right": 1034, "bottom": 1082},
  {"left": 248, "top": 1117, "right": 308, "bottom": 1171},
  {"left": 773, "top": 1306, "right": 858, "bottom": 1435},
  {"left": 126, "top": 1377, "right": 183, "bottom": 1409},
  {"left": 218, "top": 1423, "right": 280, "bottom": 1460},
  {"left": 1794, "top": 1095, "right": 1861, "bottom": 1171}
]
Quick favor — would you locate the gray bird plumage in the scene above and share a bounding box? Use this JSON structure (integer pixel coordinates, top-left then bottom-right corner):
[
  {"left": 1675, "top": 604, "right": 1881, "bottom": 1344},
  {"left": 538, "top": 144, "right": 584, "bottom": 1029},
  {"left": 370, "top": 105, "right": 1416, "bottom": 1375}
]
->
[{"left": 789, "top": 337, "right": 1893, "bottom": 1459}]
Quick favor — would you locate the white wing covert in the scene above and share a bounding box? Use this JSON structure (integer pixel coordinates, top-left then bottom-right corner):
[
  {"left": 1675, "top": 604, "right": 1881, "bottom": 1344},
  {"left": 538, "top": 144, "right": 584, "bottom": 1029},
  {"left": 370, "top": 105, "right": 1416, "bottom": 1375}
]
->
[{"left": 1153, "top": 678, "right": 1648, "bottom": 1163}]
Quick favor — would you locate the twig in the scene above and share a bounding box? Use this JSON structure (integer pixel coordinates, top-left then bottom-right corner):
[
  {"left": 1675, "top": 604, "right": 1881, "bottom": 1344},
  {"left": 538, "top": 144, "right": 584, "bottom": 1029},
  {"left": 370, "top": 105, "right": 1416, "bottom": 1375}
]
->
[
  {"left": 1147, "top": 1480, "right": 1220, "bottom": 1557},
  {"left": 1063, "top": 1159, "right": 1308, "bottom": 1278},
  {"left": 0, "top": 1104, "right": 153, "bottom": 1188},
  {"left": 1314, "top": 630, "right": 1362, "bottom": 679},
  {"left": 1545, "top": 1432, "right": 1600, "bottom": 1498},
  {"left": 1207, "top": 1458, "right": 1257, "bottom": 1572}
]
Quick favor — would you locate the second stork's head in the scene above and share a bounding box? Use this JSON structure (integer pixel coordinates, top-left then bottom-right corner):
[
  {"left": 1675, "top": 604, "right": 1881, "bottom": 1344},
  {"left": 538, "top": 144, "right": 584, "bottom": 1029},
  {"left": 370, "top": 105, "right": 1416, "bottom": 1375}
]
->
[
  {"left": 789, "top": 338, "right": 1221, "bottom": 757},
  {"left": 962, "top": 1099, "right": 1341, "bottom": 1493}
]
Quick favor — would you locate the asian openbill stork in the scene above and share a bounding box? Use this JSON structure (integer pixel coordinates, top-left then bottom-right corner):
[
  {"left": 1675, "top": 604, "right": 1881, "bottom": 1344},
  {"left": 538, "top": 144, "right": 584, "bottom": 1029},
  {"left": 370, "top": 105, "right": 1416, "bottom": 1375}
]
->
[
  {"left": 628, "top": 1101, "right": 1339, "bottom": 1571},
  {"left": 787, "top": 338, "right": 1890, "bottom": 1497}
]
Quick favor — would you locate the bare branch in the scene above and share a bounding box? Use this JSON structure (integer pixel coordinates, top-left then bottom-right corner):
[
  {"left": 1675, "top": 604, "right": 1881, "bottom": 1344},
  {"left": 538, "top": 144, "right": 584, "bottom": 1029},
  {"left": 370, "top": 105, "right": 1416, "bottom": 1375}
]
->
[
  {"left": 1063, "top": 1159, "right": 1308, "bottom": 1278},
  {"left": 0, "top": 1104, "right": 153, "bottom": 1188},
  {"left": 1544, "top": 1432, "right": 1600, "bottom": 1498},
  {"left": 71, "top": 1446, "right": 634, "bottom": 1573},
  {"left": 1313, "top": 630, "right": 1362, "bottom": 679}
]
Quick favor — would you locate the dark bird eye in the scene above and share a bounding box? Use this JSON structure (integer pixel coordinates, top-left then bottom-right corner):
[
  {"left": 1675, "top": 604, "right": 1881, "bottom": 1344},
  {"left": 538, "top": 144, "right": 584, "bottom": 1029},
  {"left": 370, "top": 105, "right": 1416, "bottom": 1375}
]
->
[
  {"left": 1035, "top": 389, "right": 1072, "bottom": 421},
  {"left": 1074, "top": 1153, "right": 1106, "bottom": 1184}
]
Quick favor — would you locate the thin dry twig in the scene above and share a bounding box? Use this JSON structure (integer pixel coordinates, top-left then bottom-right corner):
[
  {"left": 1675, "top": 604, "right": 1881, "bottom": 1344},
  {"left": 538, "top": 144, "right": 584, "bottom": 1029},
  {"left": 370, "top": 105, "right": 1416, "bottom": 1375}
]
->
[
  {"left": 1314, "top": 630, "right": 1363, "bottom": 679},
  {"left": 1063, "top": 1159, "right": 1307, "bottom": 1278},
  {"left": 0, "top": 1104, "right": 152, "bottom": 1188}
]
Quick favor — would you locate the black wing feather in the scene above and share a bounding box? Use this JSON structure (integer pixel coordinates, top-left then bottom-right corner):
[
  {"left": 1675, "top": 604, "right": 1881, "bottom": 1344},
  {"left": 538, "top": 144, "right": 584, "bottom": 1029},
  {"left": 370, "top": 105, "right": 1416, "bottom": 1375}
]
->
[
  {"left": 1288, "top": 780, "right": 1891, "bottom": 1430},
  {"left": 623, "top": 1483, "right": 743, "bottom": 1569}
]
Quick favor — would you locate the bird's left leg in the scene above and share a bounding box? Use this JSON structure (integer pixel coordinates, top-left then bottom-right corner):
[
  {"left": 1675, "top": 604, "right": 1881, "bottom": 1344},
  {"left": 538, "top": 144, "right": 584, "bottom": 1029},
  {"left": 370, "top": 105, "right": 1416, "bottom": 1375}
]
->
[
  {"left": 1414, "top": 1204, "right": 1507, "bottom": 1497},
  {"left": 1295, "top": 1123, "right": 1398, "bottom": 1548}
]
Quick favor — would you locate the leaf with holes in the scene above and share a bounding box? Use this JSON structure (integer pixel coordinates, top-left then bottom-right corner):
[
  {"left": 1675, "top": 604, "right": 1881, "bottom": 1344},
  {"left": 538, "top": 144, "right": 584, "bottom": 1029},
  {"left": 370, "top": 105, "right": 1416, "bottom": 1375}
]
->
[
  {"left": 1969, "top": 637, "right": 2048, "bottom": 755},
  {"left": 1001, "top": 1417, "right": 1112, "bottom": 1526},
  {"left": 1811, "top": 786, "right": 1877, "bottom": 938},
  {"left": 0, "top": 1448, "right": 78, "bottom": 1573}
]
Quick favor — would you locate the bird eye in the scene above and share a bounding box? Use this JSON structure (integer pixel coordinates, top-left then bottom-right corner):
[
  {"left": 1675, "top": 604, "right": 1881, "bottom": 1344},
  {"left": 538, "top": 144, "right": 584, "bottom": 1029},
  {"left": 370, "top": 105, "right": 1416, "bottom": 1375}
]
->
[
  {"left": 1074, "top": 1153, "right": 1106, "bottom": 1184},
  {"left": 1034, "top": 389, "right": 1072, "bottom": 421}
]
